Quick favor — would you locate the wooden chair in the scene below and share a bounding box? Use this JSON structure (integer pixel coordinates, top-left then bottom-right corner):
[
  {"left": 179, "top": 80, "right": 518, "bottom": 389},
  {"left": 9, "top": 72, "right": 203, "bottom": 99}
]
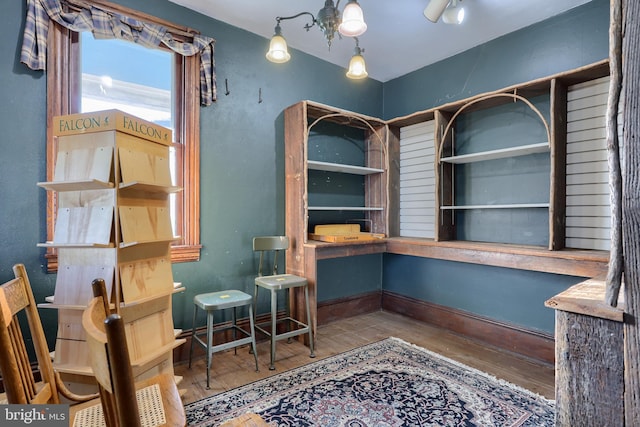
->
[
  {"left": 73, "top": 278, "right": 186, "bottom": 426},
  {"left": 0, "top": 263, "right": 97, "bottom": 405}
]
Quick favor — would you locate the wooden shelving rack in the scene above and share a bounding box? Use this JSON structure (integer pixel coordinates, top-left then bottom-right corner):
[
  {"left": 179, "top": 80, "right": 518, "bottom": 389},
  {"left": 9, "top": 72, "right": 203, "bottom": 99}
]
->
[{"left": 38, "top": 110, "right": 185, "bottom": 386}]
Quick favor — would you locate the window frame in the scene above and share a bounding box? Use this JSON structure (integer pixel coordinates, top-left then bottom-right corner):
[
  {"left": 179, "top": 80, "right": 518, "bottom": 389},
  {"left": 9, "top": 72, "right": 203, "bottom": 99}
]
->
[{"left": 44, "top": 5, "right": 201, "bottom": 271}]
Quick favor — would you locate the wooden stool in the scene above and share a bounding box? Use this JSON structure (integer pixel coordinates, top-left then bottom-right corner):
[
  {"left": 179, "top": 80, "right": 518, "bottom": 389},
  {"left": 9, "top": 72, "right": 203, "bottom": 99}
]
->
[{"left": 189, "top": 290, "right": 258, "bottom": 389}]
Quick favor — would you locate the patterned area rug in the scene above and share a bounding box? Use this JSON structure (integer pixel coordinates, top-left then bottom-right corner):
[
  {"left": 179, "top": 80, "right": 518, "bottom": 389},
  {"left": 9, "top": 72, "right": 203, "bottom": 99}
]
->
[{"left": 185, "top": 337, "right": 554, "bottom": 426}]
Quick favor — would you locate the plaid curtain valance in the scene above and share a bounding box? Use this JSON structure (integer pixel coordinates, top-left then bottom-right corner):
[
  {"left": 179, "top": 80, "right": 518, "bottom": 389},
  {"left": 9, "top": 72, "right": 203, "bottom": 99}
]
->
[{"left": 21, "top": 0, "right": 217, "bottom": 105}]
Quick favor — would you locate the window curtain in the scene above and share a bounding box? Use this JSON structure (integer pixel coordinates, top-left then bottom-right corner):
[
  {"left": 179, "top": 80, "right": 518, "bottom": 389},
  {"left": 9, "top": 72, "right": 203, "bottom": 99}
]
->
[{"left": 21, "top": 0, "right": 217, "bottom": 105}]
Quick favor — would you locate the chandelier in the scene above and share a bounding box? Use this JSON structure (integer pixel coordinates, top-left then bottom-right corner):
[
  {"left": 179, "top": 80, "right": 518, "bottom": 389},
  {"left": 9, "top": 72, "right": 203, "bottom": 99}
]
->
[{"left": 265, "top": 0, "right": 368, "bottom": 79}]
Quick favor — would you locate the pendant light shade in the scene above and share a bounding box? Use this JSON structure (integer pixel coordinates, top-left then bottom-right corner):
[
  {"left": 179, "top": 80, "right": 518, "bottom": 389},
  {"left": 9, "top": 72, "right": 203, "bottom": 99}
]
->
[
  {"left": 423, "top": 0, "right": 450, "bottom": 23},
  {"left": 346, "top": 42, "right": 367, "bottom": 79},
  {"left": 266, "top": 24, "right": 291, "bottom": 63},
  {"left": 338, "top": 0, "right": 367, "bottom": 37}
]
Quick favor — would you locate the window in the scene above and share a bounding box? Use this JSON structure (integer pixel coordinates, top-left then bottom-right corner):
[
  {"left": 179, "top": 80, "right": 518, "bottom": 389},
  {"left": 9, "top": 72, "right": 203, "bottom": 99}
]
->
[
  {"left": 44, "top": 4, "right": 201, "bottom": 271},
  {"left": 79, "top": 34, "right": 182, "bottom": 234}
]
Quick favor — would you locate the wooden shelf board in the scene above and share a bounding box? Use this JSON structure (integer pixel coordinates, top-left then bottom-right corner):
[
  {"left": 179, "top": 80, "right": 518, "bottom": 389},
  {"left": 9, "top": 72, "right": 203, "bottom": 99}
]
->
[
  {"left": 38, "top": 179, "right": 114, "bottom": 191},
  {"left": 385, "top": 237, "right": 609, "bottom": 278},
  {"left": 39, "top": 298, "right": 117, "bottom": 311},
  {"left": 119, "top": 237, "right": 180, "bottom": 249},
  {"left": 440, "top": 142, "right": 550, "bottom": 164},
  {"left": 120, "top": 286, "right": 186, "bottom": 307},
  {"left": 119, "top": 181, "right": 182, "bottom": 193},
  {"left": 440, "top": 203, "right": 550, "bottom": 210},
  {"left": 38, "top": 302, "right": 85, "bottom": 310},
  {"left": 309, "top": 232, "right": 385, "bottom": 243},
  {"left": 308, "top": 160, "right": 384, "bottom": 175},
  {"left": 53, "top": 364, "right": 93, "bottom": 377},
  {"left": 37, "top": 242, "right": 114, "bottom": 248},
  {"left": 308, "top": 206, "right": 384, "bottom": 211},
  {"left": 131, "top": 338, "right": 186, "bottom": 369}
]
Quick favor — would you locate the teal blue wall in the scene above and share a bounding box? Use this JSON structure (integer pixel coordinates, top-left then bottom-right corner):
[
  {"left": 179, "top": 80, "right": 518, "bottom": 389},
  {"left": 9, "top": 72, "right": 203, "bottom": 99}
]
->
[
  {"left": 383, "top": 255, "right": 585, "bottom": 332},
  {"left": 0, "top": 0, "right": 609, "bottom": 346},
  {"left": 453, "top": 95, "right": 551, "bottom": 246},
  {"left": 383, "top": 0, "right": 609, "bottom": 119},
  {"left": 307, "top": 121, "right": 370, "bottom": 229},
  {"left": 0, "top": 0, "right": 382, "bottom": 345},
  {"left": 381, "top": 0, "right": 609, "bottom": 334},
  {"left": 317, "top": 255, "right": 382, "bottom": 302}
]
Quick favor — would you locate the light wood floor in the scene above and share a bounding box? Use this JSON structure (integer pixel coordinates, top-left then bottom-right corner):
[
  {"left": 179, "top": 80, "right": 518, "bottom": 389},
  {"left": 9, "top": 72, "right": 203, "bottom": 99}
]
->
[{"left": 174, "top": 310, "right": 555, "bottom": 405}]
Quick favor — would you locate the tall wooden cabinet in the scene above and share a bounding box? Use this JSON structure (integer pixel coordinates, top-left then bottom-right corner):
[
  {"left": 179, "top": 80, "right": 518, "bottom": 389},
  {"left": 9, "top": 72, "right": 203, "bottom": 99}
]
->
[
  {"left": 283, "top": 101, "right": 395, "bottom": 339},
  {"left": 284, "top": 101, "right": 393, "bottom": 251},
  {"left": 38, "top": 110, "right": 184, "bottom": 385}
]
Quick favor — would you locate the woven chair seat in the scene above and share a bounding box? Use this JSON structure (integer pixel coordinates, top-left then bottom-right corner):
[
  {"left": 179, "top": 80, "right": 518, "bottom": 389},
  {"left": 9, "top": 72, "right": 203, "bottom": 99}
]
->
[{"left": 73, "top": 384, "right": 165, "bottom": 427}]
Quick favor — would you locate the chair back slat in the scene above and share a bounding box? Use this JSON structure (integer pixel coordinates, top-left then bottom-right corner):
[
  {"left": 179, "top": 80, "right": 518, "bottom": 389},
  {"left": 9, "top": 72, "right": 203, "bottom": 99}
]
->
[
  {"left": 9, "top": 321, "right": 37, "bottom": 399},
  {"left": 253, "top": 236, "right": 290, "bottom": 276},
  {"left": 105, "top": 314, "right": 141, "bottom": 427},
  {"left": 0, "top": 312, "right": 27, "bottom": 403},
  {"left": 83, "top": 297, "right": 111, "bottom": 391},
  {"left": 83, "top": 278, "right": 142, "bottom": 427},
  {"left": 0, "top": 264, "right": 59, "bottom": 405}
]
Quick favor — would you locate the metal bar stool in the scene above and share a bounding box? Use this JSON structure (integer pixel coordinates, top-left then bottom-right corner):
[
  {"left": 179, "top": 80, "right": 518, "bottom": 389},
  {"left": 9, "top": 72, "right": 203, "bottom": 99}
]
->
[
  {"left": 188, "top": 289, "right": 258, "bottom": 389},
  {"left": 253, "top": 236, "right": 315, "bottom": 370}
]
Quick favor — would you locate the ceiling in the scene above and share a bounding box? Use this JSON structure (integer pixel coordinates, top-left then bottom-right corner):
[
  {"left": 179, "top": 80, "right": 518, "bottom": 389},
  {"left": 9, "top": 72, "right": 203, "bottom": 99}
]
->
[{"left": 168, "top": 0, "right": 593, "bottom": 82}]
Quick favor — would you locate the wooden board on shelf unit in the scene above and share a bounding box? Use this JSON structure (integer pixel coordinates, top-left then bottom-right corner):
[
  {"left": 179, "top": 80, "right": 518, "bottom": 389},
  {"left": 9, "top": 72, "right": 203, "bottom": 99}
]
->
[
  {"left": 439, "top": 142, "right": 550, "bottom": 164},
  {"left": 119, "top": 146, "right": 173, "bottom": 187},
  {"left": 119, "top": 295, "right": 181, "bottom": 366},
  {"left": 309, "top": 233, "right": 386, "bottom": 243},
  {"left": 38, "top": 180, "right": 114, "bottom": 192},
  {"left": 53, "top": 342, "right": 90, "bottom": 374},
  {"left": 52, "top": 206, "right": 113, "bottom": 245},
  {"left": 55, "top": 310, "right": 85, "bottom": 340},
  {"left": 51, "top": 145, "right": 113, "bottom": 183},
  {"left": 131, "top": 354, "right": 178, "bottom": 381},
  {"left": 53, "top": 264, "right": 114, "bottom": 307},
  {"left": 119, "top": 255, "right": 174, "bottom": 303},
  {"left": 58, "top": 246, "right": 117, "bottom": 266},
  {"left": 118, "top": 206, "right": 174, "bottom": 244},
  {"left": 53, "top": 109, "right": 172, "bottom": 146},
  {"left": 57, "top": 188, "right": 115, "bottom": 209},
  {"left": 309, "top": 223, "right": 385, "bottom": 243}
]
